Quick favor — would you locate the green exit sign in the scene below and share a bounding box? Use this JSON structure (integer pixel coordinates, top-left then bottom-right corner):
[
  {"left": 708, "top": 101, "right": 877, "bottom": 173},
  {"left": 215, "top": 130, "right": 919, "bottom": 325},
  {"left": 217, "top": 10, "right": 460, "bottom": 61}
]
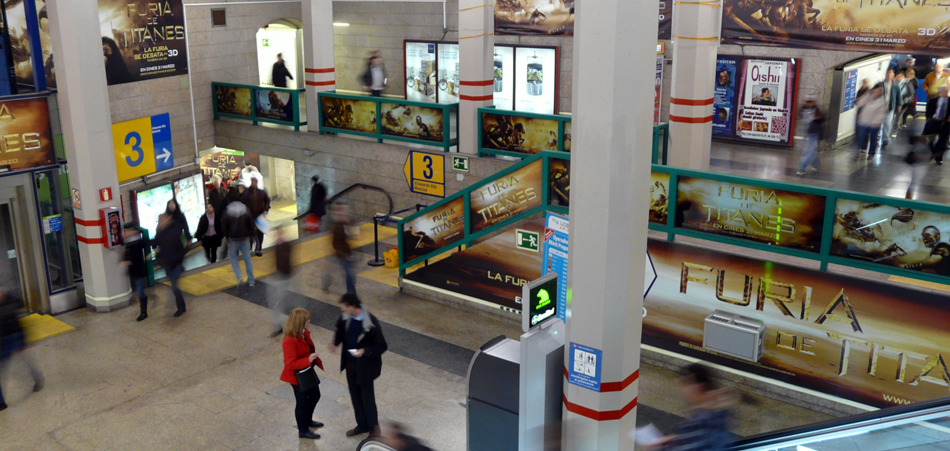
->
[
  {"left": 262, "top": 39, "right": 270, "bottom": 47},
  {"left": 452, "top": 155, "right": 469, "bottom": 172},
  {"left": 515, "top": 229, "right": 540, "bottom": 252}
]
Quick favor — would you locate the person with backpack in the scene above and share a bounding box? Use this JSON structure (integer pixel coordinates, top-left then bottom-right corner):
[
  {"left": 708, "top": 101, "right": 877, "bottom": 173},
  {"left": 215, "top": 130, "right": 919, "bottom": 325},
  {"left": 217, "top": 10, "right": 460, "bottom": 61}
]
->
[
  {"left": 796, "top": 95, "right": 825, "bottom": 175},
  {"left": 222, "top": 190, "right": 256, "bottom": 286}
]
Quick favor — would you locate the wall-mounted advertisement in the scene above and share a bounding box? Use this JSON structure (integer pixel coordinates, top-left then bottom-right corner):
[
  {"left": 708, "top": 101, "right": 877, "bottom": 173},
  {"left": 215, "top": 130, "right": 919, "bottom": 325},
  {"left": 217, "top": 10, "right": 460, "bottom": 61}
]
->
[
  {"left": 654, "top": 56, "right": 664, "bottom": 125},
  {"left": 722, "top": 0, "right": 950, "bottom": 55},
  {"left": 256, "top": 89, "right": 295, "bottom": 122},
  {"left": 98, "top": 0, "right": 188, "bottom": 85},
  {"left": 405, "top": 41, "right": 436, "bottom": 103},
  {"left": 563, "top": 121, "right": 571, "bottom": 152},
  {"left": 5, "top": 0, "right": 55, "bottom": 89},
  {"left": 712, "top": 57, "right": 739, "bottom": 139},
  {"left": 675, "top": 176, "right": 826, "bottom": 252},
  {"left": 548, "top": 159, "right": 569, "bottom": 207},
  {"left": 494, "top": 0, "right": 573, "bottom": 36},
  {"left": 402, "top": 197, "right": 465, "bottom": 263},
  {"left": 436, "top": 43, "right": 460, "bottom": 104},
  {"left": 380, "top": 103, "right": 443, "bottom": 142},
  {"left": 515, "top": 47, "right": 558, "bottom": 114},
  {"left": 658, "top": 0, "right": 672, "bottom": 41},
  {"left": 215, "top": 85, "right": 252, "bottom": 117},
  {"left": 481, "top": 112, "right": 560, "bottom": 155},
  {"left": 471, "top": 159, "right": 543, "bottom": 233},
  {"left": 172, "top": 174, "right": 205, "bottom": 238},
  {"left": 493, "top": 46, "right": 515, "bottom": 111},
  {"left": 650, "top": 172, "right": 670, "bottom": 225},
  {"left": 734, "top": 58, "right": 799, "bottom": 146},
  {"left": 200, "top": 149, "right": 260, "bottom": 183},
  {"left": 0, "top": 96, "right": 54, "bottom": 172},
  {"left": 320, "top": 96, "right": 376, "bottom": 133},
  {"left": 645, "top": 238, "right": 950, "bottom": 408},
  {"left": 134, "top": 183, "right": 174, "bottom": 240},
  {"left": 831, "top": 200, "right": 950, "bottom": 276}
]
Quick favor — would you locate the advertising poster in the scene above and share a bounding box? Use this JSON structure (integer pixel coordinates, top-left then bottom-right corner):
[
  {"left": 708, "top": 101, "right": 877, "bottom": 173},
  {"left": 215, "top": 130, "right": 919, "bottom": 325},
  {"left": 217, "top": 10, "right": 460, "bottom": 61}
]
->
[
  {"left": 658, "top": 1, "right": 672, "bottom": 40},
  {"left": 5, "top": 0, "right": 55, "bottom": 88},
  {"left": 200, "top": 150, "right": 260, "bottom": 183},
  {"left": 494, "top": 0, "right": 573, "bottom": 35},
  {"left": 404, "top": 218, "right": 545, "bottom": 311},
  {"left": 542, "top": 212, "right": 569, "bottom": 320},
  {"left": 402, "top": 197, "right": 465, "bottom": 263},
  {"left": 549, "top": 158, "right": 570, "bottom": 207},
  {"left": 471, "top": 159, "right": 543, "bottom": 233},
  {"left": 649, "top": 172, "right": 671, "bottom": 225},
  {"left": 405, "top": 42, "right": 436, "bottom": 103},
  {"left": 712, "top": 57, "right": 739, "bottom": 139},
  {"left": 493, "top": 46, "right": 515, "bottom": 111},
  {"left": 722, "top": 0, "right": 950, "bottom": 55},
  {"left": 563, "top": 121, "right": 571, "bottom": 152},
  {"left": 644, "top": 238, "right": 950, "bottom": 408},
  {"left": 734, "top": 58, "right": 798, "bottom": 146},
  {"left": 134, "top": 183, "right": 174, "bottom": 240},
  {"left": 515, "top": 48, "right": 558, "bottom": 114},
  {"left": 215, "top": 85, "right": 252, "bottom": 117},
  {"left": 675, "top": 176, "right": 826, "bottom": 252},
  {"left": 320, "top": 96, "right": 376, "bottom": 133},
  {"left": 0, "top": 96, "right": 54, "bottom": 172},
  {"left": 437, "top": 43, "right": 460, "bottom": 104},
  {"left": 481, "top": 112, "right": 559, "bottom": 154},
  {"left": 172, "top": 174, "right": 205, "bottom": 238},
  {"left": 380, "top": 103, "right": 444, "bottom": 142},
  {"left": 654, "top": 56, "right": 664, "bottom": 125},
  {"left": 256, "top": 89, "right": 295, "bottom": 122},
  {"left": 831, "top": 200, "right": 950, "bottom": 277},
  {"left": 843, "top": 70, "right": 858, "bottom": 113},
  {"left": 98, "top": 0, "right": 188, "bottom": 85}
]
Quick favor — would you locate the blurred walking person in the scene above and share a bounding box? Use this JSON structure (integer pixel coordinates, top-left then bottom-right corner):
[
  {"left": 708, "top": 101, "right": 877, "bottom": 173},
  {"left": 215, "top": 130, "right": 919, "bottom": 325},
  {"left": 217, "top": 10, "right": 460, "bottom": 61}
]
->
[
  {"left": 0, "top": 286, "right": 44, "bottom": 411},
  {"left": 899, "top": 69, "right": 919, "bottom": 130},
  {"left": 122, "top": 224, "right": 151, "bottom": 321},
  {"left": 324, "top": 204, "right": 357, "bottom": 294},
  {"left": 207, "top": 175, "right": 228, "bottom": 215},
  {"left": 281, "top": 308, "right": 324, "bottom": 440},
  {"left": 305, "top": 175, "right": 327, "bottom": 233},
  {"left": 924, "top": 86, "right": 950, "bottom": 165},
  {"left": 381, "top": 423, "right": 433, "bottom": 451},
  {"left": 905, "top": 134, "right": 930, "bottom": 199},
  {"left": 164, "top": 199, "right": 191, "bottom": 240},
  {"left": 153, "top": 213, "right": 189, "bottom": 317},
  {"left": 854, "top": 83, "right": 886, "bottom": 160},
  {"left": 268, "top": 227, "right": 295, "bottom": 337},
  {"left": 796, "top": 96, "right": 824, "bottom": 175},
  {"left": 647, "top": 364, "right": 735, "bottom": 451},
  {"left": 244, "top": 177, "right": 270, "bottom": 257},
  {"left": 196, "top": 203, "right": 222, "bottom": 264},
  {"left": 223, "top": 189, "right": 256, "bottom": 286}
]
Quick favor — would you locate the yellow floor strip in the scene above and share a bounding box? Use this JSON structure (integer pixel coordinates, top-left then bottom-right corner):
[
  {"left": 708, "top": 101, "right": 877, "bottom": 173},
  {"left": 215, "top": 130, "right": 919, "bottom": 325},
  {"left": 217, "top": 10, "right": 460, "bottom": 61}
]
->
[
  {"left": 171, "top": 224, "right": 396, "bottom": 296},
  {"left": 888, "top": 275, "right": 950, "bottom": 293},
  {"left": 359, "top": 265, "right": 400, "bottom": 288},
  {"left": 20, "top": 313, "right": 76, "bottom": 344}
]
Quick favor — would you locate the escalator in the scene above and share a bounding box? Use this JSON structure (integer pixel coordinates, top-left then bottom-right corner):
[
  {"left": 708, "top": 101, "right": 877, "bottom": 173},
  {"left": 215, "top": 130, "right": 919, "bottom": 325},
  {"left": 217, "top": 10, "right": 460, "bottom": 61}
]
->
[{"left": 732, "top": 396, "right": 950, "bottom": 450}]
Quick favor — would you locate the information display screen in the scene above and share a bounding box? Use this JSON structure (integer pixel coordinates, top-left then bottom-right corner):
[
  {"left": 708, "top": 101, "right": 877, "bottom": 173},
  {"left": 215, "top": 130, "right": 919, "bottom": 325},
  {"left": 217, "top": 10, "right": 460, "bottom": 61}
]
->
[
  {"left": 173, "top": 174, "right": 206, "bottom": 238},
  {"left": 492, "top": 46, "right": 515, "bottom": 111},
  {"left": 515, "top": 47, "right": 558, "bottom": 114},
  {"left": 523, "top": 272, "right": 558, "bottom": 332},
  {"left": 437, "top": 43, "right": 460, "bottom": 104},
  {"left": 405, "top": 42, "right": 437, "bottom": 103},
  {"left": 134, "top": 183, "right": 174, "bottom": 240}
]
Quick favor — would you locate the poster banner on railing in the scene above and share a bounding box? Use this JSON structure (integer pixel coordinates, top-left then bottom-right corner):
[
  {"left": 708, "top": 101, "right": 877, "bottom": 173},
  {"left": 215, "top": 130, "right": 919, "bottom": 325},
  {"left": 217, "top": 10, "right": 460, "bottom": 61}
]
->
[
  {"left": 722, "top": 0, "right": 950, "bottom": 55},
  {"left": 404, "top": 218, "right": 545, "bottom": 311},
  {"left": 494, "top": 0, "right": 573, "bottom": 36},
  {"left": 831, "top": 200, "right": 950, "bottom": 276},
  {"left": 98, "top": 0, "right": 188, "bottom": 85},
  {"left": 649, "top": 172, "right": 671, "bottom": 225},
  {"left": 563, "top": 122, "right": 571, "bottom": 152},
  {"left": 256, "top": 89, "right": 295, "bottom": 122},
  {"left": 645, "top": 239, "right": 950, "bottom": 408},
  {"left": 481, "top": 112, "right": 560, "bottom": 155},
  {"left": 321, "top": 97, "right": 377, "bottom": 133},
  {"left": 548, "top": 159, "right": 570, "bottom": 207},
  {"left": 401, "top": 197, "right": 465, "bottom": 263},
  {"left": 381, "top": 103, "right": 444, "bottom": 142},
  {"left": 216, "top": 86, "right": 252, "bottom": 117},
  {"left": 471, "top": 159, "right": 544, "bottom": 233},
  {"left": 712, "top": 57, "right": 739, "bottom": 139},
  {"left": 675, "top": 176, "right": 826, "bottom": 252}
]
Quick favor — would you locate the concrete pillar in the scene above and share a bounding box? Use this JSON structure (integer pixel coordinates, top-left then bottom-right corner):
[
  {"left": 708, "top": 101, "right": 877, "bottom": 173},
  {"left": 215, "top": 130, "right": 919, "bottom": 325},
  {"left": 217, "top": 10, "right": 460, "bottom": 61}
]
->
[
  {"left": 562, "top": 0, "right": 655, "bottom": 448},
  {"left": 303, "top": 0, "right": 336, "bottom": 128},
  {"left": 47, "top": 0, "right": 129, "bottom": 311},
  {"left": 458, "top": 0, "right": 494, "bottom": 155},
  {"left": 667, "top": 0, "right": 721, "bottom": 170}
]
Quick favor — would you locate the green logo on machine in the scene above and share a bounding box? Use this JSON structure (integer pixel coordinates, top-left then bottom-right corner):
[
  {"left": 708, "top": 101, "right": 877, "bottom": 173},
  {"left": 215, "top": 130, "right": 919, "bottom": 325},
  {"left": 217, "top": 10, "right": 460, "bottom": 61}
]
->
[
  {"left": 452, "top": 155, "right": 469, "bottom": 172},
  {"left": 515, "top": 229, "right": 540, "bottom": 252},
  {"left": 535, "top": 288, "right": 551, "bottom": 308}
]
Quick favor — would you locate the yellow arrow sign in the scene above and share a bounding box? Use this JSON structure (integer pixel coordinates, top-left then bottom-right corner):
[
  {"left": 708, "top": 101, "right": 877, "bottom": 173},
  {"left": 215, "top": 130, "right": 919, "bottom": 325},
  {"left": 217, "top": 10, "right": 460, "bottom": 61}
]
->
[{"left": 403, "top": 151, "right": 445, "bottom": 197}]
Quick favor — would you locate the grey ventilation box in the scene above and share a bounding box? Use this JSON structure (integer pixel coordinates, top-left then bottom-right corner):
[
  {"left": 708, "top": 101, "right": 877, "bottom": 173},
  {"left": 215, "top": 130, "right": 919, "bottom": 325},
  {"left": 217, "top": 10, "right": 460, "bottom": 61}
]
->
[{"left": 703, "top": 310, "right": 765, "bottom": 363}]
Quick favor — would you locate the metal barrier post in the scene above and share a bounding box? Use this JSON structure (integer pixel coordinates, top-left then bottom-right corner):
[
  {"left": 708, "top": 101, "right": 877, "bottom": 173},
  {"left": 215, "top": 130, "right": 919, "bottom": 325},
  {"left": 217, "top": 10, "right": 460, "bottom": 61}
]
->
[{"left": 367, "top": 215, "right": 385, "bottom": 267}]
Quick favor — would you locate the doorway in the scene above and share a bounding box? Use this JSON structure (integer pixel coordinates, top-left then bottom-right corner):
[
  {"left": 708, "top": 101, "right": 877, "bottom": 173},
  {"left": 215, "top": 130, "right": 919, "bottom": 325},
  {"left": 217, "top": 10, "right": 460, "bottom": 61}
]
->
[{"left": 0, "top": 187, "right": 36, "bottom": 311}]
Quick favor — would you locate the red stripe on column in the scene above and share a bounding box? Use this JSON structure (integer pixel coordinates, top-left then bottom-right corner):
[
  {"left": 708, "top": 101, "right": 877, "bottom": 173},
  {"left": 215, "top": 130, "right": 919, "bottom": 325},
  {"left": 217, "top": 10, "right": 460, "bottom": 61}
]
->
[
  {"left": 669, "top": 114, "right": 713, "bottom": 124},
  {"left": 671, "top": 97, "right": 714, "bottom": 106},
  {"left": 305, "top": 67, "right": 335, "bottom": 73},
  {"left": 563, "top": 395, "right": 638, "bottom": 421},
  {"left": 459, "top": 80, "right": 494, "bottom": 86},
  {"left": 77, "top": 235, "right": 105, "bottom": 245},
  {"left": 460, "top": 94, "right": 494, "bottom": 101},
  {"left": 562, "top": 367, "right": 640, "bottom": 392},
  {"left": 306, "top": 80, "right": 336, "bottom": 86},
  {"left": 75, "top": 218, "right": 102, "bottom": 227}
]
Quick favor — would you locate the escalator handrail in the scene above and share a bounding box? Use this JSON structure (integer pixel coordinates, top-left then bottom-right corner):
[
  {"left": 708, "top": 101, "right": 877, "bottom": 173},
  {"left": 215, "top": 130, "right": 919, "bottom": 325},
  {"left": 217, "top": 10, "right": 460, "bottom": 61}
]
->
[
  {"left": 730, "top": 396, "right": 950, "bottom": 450},
  {"left": 294, "top": 183, "right": 394, "bottom": 220}
]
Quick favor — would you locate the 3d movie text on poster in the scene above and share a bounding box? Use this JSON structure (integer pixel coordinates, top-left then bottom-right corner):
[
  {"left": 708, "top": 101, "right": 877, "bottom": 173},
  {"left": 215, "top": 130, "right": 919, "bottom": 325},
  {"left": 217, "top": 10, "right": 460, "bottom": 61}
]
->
[{"left": 99, "top": 0, "right": 188, "bottom": 85}]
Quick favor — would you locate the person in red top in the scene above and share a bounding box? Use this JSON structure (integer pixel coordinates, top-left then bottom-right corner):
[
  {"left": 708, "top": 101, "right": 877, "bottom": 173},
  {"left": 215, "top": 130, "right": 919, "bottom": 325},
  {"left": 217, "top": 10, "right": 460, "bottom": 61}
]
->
[{"left": 281, "top": 308, "right": 324, "bottom": 439}]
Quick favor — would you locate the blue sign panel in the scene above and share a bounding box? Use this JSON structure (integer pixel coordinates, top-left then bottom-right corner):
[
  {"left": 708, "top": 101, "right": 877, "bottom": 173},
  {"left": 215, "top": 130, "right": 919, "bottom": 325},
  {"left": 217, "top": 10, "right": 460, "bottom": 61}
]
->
[
  {"left": 48, "top": 215, "right": 63, "bottom": 233},
  {"left": 712, "top": 57, "right": 739, "bottom": 139},
  {"left": 542, "top": 212, "right": 569, "bottom": 320},
  {"left": 568, "top": 342, "right": 603, "bottom": 392},
  {"left": 151, "top": 113, "right": 174, "bottom": 171},
  {"left": 843, "top": 70, "right": 858, "bottom": 113}
]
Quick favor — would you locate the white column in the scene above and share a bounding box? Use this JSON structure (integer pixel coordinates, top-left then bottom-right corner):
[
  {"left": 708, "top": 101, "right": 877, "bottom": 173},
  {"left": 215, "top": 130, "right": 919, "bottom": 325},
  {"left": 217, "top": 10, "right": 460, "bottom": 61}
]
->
[
  {"left": 563, "top": 0, "right": 654, "bottom": 448},
  {"left": 667, "top": 0, "right": 721, "bottom": 170},
  {"left": 458, "top": 0, "right": 494, "bottom": 155},
  {"left": 303, "top": 0, "right": 336, "bottom": 128},
  {"left": 47, "top": 0, "right": 129, "bottom": 311}
]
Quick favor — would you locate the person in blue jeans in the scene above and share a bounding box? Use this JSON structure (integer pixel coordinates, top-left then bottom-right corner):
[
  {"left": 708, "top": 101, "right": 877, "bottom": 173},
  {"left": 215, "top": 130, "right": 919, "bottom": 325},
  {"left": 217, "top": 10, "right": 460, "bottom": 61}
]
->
[
  {"left": 0, "top": 288, "right": 43, "bottom": 411},
  {"left": 797, "top": 97, "right": 825, "bottom": 175},
  {"left": 222, "top": 196, "right": 256, "bottom": 287},
  {"left": 122, "top": 224, "right": 151, "bottom": 321},
  {"left": 855, "top": 84, "right": 886, "bottom": 160}
]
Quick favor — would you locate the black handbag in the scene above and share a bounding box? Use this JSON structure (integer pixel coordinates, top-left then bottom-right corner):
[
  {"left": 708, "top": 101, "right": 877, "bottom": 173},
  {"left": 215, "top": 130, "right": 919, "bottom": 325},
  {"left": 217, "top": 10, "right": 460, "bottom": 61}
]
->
[{"left": 296, "top": 364, "right": 320, "bottom": 392}]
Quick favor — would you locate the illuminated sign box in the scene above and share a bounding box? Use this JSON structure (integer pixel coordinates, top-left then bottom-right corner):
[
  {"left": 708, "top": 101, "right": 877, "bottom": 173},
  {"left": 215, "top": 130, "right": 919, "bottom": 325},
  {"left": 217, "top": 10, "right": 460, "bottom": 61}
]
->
[{"left": 522, "top": 272, "right": 558, "bottom": 332}]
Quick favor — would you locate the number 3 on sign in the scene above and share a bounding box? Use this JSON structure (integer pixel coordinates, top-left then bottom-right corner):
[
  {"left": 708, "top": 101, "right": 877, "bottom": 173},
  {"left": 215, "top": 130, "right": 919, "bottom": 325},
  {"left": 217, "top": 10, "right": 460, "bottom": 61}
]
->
[{"left": 125, "top": 132, "right": 144, "bottom": 167}]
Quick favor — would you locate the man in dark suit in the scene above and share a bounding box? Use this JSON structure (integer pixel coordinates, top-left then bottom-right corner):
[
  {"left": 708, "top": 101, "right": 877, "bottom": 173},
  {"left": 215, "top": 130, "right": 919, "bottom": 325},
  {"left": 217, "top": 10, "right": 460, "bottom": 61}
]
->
[
  {"left": 327, "top": 293, "right": 388, "bottom": 437},
  {"left": 271, "top": 53, "right": 294, "bottom": 88},
  {"left": 924, "top": 86, "right": 950, "bottom": 165}
]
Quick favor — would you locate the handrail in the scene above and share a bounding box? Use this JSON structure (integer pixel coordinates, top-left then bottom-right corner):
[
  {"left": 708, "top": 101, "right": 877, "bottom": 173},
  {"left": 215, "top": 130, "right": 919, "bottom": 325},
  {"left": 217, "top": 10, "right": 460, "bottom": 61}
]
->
[
  {"left": 293, "top": 183, "right": 395, "bottom": 220},
  {"left": 731, "top": 396, "right": 950, "bottom": 450}
]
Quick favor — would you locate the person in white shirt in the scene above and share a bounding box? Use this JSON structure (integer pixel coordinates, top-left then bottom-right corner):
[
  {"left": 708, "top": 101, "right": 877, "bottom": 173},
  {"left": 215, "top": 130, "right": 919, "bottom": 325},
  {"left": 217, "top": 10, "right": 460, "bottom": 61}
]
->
[
  {"left": 361, "top": 56, "right": 387, "bottom": 97},
  {"left": 854, "top": 84, "right": 886, "bottom": 160}
]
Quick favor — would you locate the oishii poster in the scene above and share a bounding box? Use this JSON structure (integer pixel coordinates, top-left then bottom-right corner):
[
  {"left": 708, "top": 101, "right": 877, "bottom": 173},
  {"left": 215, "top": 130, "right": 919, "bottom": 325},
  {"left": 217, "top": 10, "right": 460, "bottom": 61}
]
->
[
  {"left": 380, "top": 103, "right": 444, "bottom": 143},
  {"left": 401, "top": 197, "right": 465, "bottom": 263},
  {"left": 494, "top": 0, "right": 574, "bottom": 36},
  {"left": 734, "top": 58, "right": 799, "bottom": 146},
  {"left": 722, "top": 0, "right": 950, "bottom": 55},
  {"left": 320, "top": 97, "right": 377, "bottom": 134},
  {"left": 99, "top": 0, "right": 188, "bottom": 85}
]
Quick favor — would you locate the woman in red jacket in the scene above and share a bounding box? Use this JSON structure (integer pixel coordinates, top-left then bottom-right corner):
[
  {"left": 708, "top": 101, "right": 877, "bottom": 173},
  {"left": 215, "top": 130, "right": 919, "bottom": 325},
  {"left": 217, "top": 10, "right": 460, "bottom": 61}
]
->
[{"left": 281, "top": 308, "right": 324, "bottom": 439}]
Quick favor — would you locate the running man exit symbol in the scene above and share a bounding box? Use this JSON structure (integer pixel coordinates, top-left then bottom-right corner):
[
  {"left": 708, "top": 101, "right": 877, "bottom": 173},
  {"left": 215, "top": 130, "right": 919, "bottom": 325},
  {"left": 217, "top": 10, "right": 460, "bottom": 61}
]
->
[
  {"left": 515, "top": 229, "right": 540, "bottom": 252},
  {"left": 452, "top": 155, "right": 469, "bottom": 172}
]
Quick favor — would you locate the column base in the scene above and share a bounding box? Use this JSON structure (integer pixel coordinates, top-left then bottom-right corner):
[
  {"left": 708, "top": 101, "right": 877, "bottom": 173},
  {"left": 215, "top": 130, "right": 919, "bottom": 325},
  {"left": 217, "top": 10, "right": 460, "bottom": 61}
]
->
[{"left": 82, "top": 285, "right": 134, "bottom": 313}]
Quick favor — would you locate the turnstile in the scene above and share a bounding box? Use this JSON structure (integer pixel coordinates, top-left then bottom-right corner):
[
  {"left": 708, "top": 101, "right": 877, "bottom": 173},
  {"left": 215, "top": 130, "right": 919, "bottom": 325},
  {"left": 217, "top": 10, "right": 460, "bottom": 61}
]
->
[{"left": 467, "top": 335, "right": 520, "bottom": 451}]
